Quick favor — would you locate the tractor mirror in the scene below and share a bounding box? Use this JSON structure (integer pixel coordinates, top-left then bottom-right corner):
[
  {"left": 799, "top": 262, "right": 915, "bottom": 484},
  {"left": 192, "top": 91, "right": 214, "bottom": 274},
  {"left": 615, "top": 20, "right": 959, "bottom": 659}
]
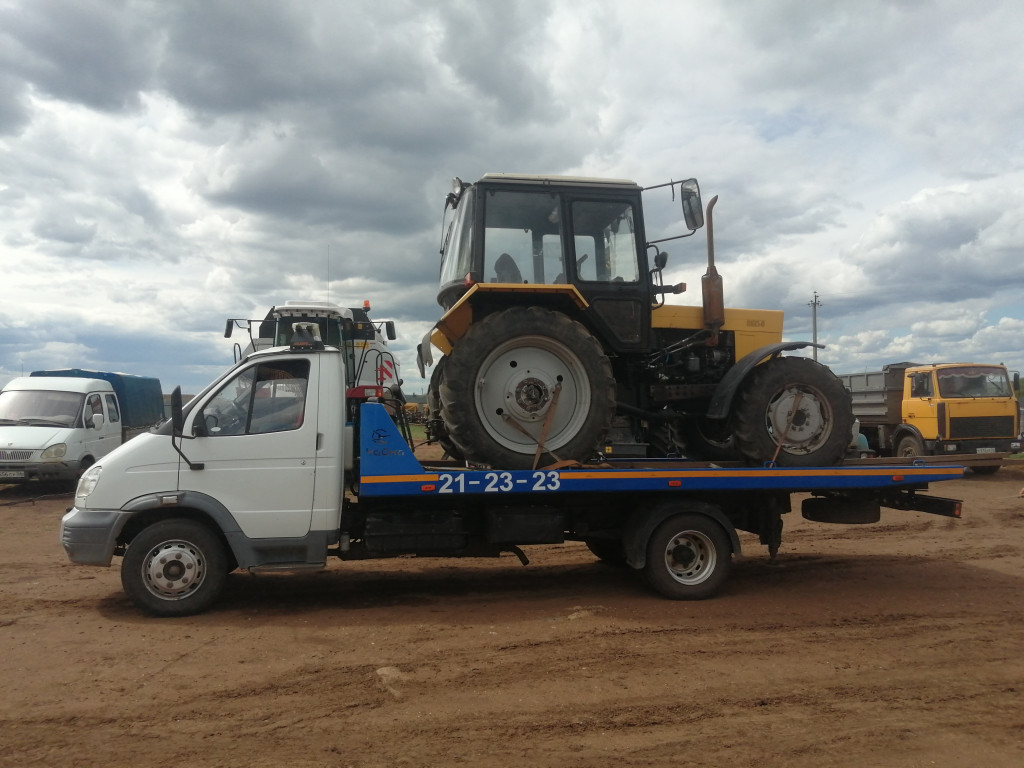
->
[
  {"left": 679, "top": 178, "right": 703, "bottom": 231},
  {"left": 654, "top": 251, "right": 668, "bottom": 270}
]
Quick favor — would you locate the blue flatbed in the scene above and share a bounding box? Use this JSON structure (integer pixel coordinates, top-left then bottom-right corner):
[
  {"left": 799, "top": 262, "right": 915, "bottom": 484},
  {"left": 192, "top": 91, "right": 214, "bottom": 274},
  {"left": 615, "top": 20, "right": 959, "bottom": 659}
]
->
[{"left": 357, "top": 403, "right": 965, "bottom": 500}]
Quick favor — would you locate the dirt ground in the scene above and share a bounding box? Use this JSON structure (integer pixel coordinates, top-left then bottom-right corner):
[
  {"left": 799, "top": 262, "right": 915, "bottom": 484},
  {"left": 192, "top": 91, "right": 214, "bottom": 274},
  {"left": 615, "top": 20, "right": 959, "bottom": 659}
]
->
[{"left": 1, "top": 462, "right": 1023, "bottom": 768}]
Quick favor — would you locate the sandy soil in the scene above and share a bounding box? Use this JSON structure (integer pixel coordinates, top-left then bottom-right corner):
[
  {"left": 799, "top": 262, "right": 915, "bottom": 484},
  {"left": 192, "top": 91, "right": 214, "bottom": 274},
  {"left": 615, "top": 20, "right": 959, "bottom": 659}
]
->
[{"left": 1, "top": 462, "right": 1023, "bottom": 768}]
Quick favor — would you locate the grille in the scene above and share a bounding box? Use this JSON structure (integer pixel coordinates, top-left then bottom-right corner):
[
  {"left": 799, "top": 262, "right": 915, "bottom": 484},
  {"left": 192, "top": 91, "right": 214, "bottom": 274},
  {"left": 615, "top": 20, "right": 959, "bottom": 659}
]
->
[
  {"left": 0, "top": 450, "right": 34, "bottom": 460},
  {"left": 948, "top": 416, "right": 1015, "bottom": 439}
]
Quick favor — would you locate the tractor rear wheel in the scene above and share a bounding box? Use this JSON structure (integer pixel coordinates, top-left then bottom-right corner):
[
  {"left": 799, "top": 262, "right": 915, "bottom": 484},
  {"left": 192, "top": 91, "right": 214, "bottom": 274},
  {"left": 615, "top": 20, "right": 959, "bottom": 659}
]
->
[
  {"left": 439, "top": 307, "right": 615, "bottom": 469},
  {"left": 733, "top": 356, "right": 853, "bottom": 467},
  {"left": 426, "top": 357, "right": 464, "bottom": 461}
]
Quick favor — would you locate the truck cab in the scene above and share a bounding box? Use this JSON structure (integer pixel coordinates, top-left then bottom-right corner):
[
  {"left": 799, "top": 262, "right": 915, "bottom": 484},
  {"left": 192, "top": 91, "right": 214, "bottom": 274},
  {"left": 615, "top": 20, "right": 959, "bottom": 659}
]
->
[{"left": 901, "top": 363, "right": 1020, "bottom": 459}]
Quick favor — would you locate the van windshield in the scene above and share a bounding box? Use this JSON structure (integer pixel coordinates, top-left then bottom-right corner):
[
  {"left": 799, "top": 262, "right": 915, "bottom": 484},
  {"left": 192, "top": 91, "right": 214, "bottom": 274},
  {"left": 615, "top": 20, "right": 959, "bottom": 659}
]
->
[{"left": 0, "top": 390, "right": 84, "bottom": 427}]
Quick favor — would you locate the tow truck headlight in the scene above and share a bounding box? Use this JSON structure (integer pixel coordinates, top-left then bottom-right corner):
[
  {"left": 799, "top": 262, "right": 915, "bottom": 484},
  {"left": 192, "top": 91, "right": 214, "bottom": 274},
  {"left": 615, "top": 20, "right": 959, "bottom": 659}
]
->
[
  {"left": 75, "top": 464, "right": 102, "bottom": 503},
  {"left": 41, "top": 443, "right": 67, "bottom": 459}
]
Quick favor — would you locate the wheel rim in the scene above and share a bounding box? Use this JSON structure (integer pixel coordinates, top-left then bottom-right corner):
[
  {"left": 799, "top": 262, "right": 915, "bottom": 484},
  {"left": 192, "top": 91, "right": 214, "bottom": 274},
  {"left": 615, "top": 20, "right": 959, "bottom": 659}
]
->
[
  {"left": 140, "top": 539, "right": 208, "bottom": 601},
  {"left": 472, "top": 334, "right": 593, "bottom": 453},
  {"left": 661, "top": 529, "right": 717, "bottom": 585},
  {"left": 764, "top": 384, "right": 834, "bottom": 455},
  {"left": 897, "top": 439, "right": 920, "bottom": 458}
]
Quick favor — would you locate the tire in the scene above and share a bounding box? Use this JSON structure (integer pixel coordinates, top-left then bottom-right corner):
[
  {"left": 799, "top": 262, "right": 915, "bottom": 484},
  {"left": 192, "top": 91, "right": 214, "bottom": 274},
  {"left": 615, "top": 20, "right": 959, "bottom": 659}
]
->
[
  {"left": 895, "top": 434, "right": 924, "bottom": 459},
  {"left": 426, "top": 357, "right": 464, "bottom": 461},
  {"left": 439, "top": 307, "right": 615, "bottom": 469},
  {"left": 643, "top": 514, "right": 731, "bottom": 600},
  {"left": 733, "top": 356, "right": 853, "bottom": 467},
  {"left": 585, "top": 538, "right": 628, "bottom": 566},
  {"left": 680, "top": 417, "right": 737, "bottom": 461},
  {"left": 970, "top": 464, "right": 1000, "bottom": 475},
  {"left": 120, "top": 519, "right": 228, "bottom": 617}
]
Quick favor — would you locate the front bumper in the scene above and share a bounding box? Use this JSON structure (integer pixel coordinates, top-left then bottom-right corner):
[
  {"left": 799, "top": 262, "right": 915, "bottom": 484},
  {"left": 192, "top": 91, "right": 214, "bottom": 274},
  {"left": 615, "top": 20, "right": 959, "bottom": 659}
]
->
[{"left": 60, "top": 507, "right": 133, "bottom": 566}]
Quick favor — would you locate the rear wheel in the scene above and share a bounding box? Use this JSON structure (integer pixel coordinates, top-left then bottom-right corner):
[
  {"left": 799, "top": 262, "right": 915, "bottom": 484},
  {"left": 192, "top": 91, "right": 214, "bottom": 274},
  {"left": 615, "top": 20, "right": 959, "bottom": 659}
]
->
[
  {"left": 426, "top": 357, "right": 463, "bottom": 461},
  {"left": 585, "top": 538, "right": 627, "bottom": 566},
  {"left": 733, "top": 356, "right": 853, "bottom": 467},
  {"left": 439, "top": 307, "right": 615, "bottom": 469},
  {"left": 970, "top": 465, "right": 1000, "bottom": 475},
  {"left": 643, "top": 514, "right": 731, "bottom": 600},
  {"left": 121, "top": 519, "right": 228, "bottom": 617}
]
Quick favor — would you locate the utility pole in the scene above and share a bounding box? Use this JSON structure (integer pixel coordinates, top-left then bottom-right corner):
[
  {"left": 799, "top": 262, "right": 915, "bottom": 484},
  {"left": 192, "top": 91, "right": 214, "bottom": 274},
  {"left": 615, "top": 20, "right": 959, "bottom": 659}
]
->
[{"left": 808, "top": 291, "right": 821, "bottom": 360}]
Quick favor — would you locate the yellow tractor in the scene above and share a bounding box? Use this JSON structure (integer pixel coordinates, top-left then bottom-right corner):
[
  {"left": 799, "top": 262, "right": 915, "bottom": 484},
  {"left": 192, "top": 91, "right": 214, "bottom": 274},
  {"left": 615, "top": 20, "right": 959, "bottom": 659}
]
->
[{"left": 417, "top": 174, "right": 852, "bottom": 469}]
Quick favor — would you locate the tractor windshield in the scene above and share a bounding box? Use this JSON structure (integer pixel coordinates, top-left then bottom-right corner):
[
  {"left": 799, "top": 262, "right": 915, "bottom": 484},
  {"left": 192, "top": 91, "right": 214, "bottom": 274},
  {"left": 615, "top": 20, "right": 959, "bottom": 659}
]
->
[{"left": 438, "top": 188, "right": 476, "bottom": 291}]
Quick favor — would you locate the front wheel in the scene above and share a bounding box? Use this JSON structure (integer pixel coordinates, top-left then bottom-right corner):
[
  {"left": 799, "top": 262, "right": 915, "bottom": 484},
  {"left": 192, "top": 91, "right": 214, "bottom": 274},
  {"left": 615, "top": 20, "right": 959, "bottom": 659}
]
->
[
  {"left": 733, "top": 356, "right": 853, "bottom": 467},
  {"left": 895, "top": 434, "right": 924, "bottom": 459},
  {"left": 121, "top": 519, "right": 228, "bottom": 617},
  {"left": 643, "top": 514, "right": 732, "bottom": 600}
]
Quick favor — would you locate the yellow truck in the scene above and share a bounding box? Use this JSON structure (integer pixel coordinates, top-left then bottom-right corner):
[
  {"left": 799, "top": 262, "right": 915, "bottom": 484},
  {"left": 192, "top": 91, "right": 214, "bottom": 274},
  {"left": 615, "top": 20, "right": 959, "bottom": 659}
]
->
[{"left": 838, "top": 362, "right": 1021, "bottom": 473}]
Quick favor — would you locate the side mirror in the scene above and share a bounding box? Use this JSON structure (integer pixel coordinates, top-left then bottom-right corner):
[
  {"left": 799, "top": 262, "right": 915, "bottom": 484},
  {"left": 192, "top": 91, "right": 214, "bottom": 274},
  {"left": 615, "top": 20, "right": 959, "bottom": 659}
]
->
[
  {"left": 679, "top": 178, "right": 704, "bottom": 231},
  {"left": 171, "top": 386, "right": 184, "bottom": 438},
  {"left": 224, "top": 320, "right": 235, "bottom": 338},
  {"left": 91, "top": 413, "right": 104, "bottom": 429},
  {"left": 1014, "top": 372, "right": 1020, "bottom": 391},
  {"left": 385, "top": 321, "right": 396, "bottom": 341},
  {"left": 654, "top": 251, "right": 668, "bottom": 271}
]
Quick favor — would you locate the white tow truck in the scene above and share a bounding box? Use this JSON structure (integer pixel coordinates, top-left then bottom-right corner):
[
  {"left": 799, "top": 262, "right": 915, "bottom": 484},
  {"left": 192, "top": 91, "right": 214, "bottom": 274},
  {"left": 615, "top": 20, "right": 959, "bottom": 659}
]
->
[{"left": 61, "top": 325, "right": 964, "bottom": 617}]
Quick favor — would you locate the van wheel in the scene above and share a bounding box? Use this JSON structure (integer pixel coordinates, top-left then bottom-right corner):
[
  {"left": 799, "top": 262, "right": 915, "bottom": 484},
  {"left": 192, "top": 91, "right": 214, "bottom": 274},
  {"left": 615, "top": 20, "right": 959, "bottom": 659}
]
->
[
  {"left": 121, "top": 519, "right": 228, "bottom": 617},
  {"left": 644, "top": 514, "right": 731, "bottom": 600},
  {"left": 440, "top": 307, "right": 615, "bottom": 469},
  {"left": 733, "top": 356, "right": 853, "bottom": 467}
]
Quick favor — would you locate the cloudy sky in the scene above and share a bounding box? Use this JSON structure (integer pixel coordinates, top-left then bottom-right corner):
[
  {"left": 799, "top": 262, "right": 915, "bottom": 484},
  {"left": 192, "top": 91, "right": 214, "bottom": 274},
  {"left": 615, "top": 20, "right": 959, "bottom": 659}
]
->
[{"left": 2, "top": 0, "right": 1023, "bottom": 396}]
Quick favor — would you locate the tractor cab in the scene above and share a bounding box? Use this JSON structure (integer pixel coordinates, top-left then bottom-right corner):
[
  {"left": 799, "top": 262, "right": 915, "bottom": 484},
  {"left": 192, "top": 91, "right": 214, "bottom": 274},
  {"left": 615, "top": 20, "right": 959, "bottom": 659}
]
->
[{"left": 431, "top": 174, "right": 703, "bottom": 360}]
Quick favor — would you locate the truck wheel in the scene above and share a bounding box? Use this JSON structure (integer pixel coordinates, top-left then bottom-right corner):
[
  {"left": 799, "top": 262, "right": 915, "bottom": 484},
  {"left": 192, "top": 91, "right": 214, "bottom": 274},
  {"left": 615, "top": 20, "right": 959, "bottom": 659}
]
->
[
  {"left": 426, "top": 358, "right": 464, "bottom": 461},
  {"left": 733, "top": 356, "right": 853, "bottom": 467},
  {"left": 121, "top": 519, "right": 228, "bottom": 617},
  {"left": 644, "top": 514, "right": 731, "bottom": 600},
  {"left": 895, "top": 434, "right": 924, "bottom": 459},
  {"left": 970, "top": 465, "right": 1000, "bottom": 475},
  {"left": 439, "top": 306, "right": 615, "bottom": 469},
  {"left": 585, "top": 538, "right": 628, "bottom": 566}
]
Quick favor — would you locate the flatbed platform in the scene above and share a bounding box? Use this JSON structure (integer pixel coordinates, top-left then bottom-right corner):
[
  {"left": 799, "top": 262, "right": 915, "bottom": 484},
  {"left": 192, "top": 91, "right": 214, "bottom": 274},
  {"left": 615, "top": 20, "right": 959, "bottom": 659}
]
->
[{"left": 358, "top": 405, "right": 965, "bottom": 498}]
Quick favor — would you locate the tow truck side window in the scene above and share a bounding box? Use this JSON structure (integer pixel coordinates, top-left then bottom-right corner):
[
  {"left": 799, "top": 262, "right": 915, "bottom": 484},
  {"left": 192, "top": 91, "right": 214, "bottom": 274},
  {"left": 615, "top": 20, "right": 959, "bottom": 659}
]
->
[{"left": 200, "top": 359, "right": 310, "bottom": 436}]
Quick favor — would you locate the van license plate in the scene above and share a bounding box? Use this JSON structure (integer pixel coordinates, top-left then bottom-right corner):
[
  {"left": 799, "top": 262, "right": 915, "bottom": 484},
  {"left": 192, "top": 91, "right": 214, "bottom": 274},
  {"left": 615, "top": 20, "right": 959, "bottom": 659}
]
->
[
  {"left": 0, "top": 470, "right": 25, "bottom": 479},
  {"left": 975, "top": 447, "right": 996, "bottom": 454}
]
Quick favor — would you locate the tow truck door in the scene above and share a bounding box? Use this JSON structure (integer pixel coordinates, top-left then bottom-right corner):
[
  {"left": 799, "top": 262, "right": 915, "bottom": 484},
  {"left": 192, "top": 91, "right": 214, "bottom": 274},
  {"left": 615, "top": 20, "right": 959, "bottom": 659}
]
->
[{"left": 179, "top": 355, "right": 317, "bottom": 539}]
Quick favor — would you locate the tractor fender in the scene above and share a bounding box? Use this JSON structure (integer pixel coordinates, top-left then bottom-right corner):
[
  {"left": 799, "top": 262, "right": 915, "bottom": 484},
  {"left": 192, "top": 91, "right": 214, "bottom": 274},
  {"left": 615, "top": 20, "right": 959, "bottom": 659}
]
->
[
  {"left": 705, "top": 341, "right": 823, "bottom": 420},
  {"left": 622, "top": 498, "right": 741, "bottom": 570}
]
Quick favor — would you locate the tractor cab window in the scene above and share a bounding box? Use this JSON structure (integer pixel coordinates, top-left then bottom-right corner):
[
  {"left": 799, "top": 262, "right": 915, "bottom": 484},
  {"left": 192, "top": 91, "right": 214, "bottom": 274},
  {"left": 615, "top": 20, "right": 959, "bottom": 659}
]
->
[
  {"left": 482, "top": 190, "right": 566, "bottom": 285},
  {"left": 571, "top": 200, "right": 639, "bottom": 283},
  {"left": 439, "top": 187, "right": 476, "bottom": 289},
  {"left": 200, "top": 359, "right": 310, "bottom": 436}
]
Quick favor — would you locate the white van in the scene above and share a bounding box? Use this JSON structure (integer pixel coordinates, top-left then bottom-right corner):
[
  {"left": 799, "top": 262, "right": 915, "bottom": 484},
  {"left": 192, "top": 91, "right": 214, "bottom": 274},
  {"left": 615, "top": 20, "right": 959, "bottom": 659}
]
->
[{"left": 0, "top": 376, "right": 153, "bottom": 483}]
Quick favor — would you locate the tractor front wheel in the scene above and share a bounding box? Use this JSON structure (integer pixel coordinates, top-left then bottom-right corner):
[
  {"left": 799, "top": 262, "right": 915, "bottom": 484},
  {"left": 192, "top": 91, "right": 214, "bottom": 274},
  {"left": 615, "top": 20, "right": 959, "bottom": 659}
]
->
[{"left": 733, "top": 356, "right": 853, "bottom": 467}]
